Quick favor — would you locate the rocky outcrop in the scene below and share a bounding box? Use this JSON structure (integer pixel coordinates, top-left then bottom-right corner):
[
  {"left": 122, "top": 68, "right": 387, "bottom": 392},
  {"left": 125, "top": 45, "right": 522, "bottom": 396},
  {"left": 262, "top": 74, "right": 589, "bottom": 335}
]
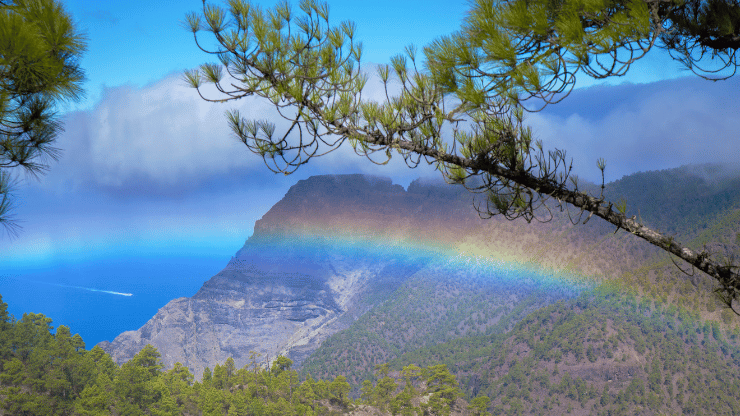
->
[
  {"left": 98, "top": 172, "right": 670, "bottom": 378},
  {"left": 98, "top": 174, "right": 473, "bottom": 377}
]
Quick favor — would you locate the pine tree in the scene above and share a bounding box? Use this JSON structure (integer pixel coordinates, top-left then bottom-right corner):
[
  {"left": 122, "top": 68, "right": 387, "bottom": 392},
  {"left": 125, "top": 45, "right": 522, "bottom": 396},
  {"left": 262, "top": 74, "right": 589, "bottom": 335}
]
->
[
  {"left": 0, "top": 0, "right": 86, "bottom": 236},
  {"left": 114, "top": 344, "right": 163, "bottom": 410},
  {"left": 74, "top": 373, "right": 114, "bottom": 416},
  {"left": 468, "top": 395, "right": 492, "bottom": 416},
  {"left": 328, "top": 374, "right": 351, "bottom": 407},
  {"left": 185, "top": 0, "right": 740, "bottom": 310}
]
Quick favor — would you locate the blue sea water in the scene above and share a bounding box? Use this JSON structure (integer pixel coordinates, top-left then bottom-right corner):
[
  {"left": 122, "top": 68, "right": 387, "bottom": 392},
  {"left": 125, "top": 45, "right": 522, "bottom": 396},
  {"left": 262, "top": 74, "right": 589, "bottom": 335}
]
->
[{"left": 0, "top": 253, "right": 229, "bottom": 348}]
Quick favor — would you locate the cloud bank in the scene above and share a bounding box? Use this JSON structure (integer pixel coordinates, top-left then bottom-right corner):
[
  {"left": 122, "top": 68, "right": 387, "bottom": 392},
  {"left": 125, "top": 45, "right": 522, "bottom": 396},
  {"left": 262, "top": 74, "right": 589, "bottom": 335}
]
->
[
  {"left": 45, "top": 68, "right": 440, "bottom": 200},
  {"left": 18, "top": 69, "right": 738, "bottom": 204},
  {"left": 49, "top": 74, "right": 267, "bottom": 197}
]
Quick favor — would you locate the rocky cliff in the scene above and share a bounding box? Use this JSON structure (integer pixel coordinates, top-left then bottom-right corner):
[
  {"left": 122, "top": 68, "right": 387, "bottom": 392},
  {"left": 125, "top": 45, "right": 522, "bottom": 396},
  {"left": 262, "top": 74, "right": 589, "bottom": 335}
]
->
[
  {"left": 98, "top": 170, "right": 695, "bottom": 378},
  {"left": 98, "top": 174, "right": 486, "bottom": 377}
]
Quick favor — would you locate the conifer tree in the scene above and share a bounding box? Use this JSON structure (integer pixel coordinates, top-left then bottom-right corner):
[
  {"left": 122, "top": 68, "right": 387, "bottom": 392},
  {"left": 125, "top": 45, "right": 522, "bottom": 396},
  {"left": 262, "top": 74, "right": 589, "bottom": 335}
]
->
[
  {"left": 185, "top": 0, "right": 740, "bottom": 310},
  {"left": 0, "top": 0, "right": 86, "bottom": 236},
  {"left": 469, "top": 395, "right": 492, "bottom": 416},
  {"left": 74, "top": 373, "right": 115, "bottom": 416},
  {"left": 328, "top": 374, "right": 351, "bottom": 407}
]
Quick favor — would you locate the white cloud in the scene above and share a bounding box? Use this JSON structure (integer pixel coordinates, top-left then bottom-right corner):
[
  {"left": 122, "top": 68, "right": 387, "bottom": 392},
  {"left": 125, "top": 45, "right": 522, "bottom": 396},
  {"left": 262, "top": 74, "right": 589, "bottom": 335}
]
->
[
  {"left": 60, "top": 73, "right": 277, "bottom": 190},
  {"left": 43, "top": 66, "right": 439, "bottom": 196},
  {"left": 6, "top": 71, "right": 739, "bottom": 265}
]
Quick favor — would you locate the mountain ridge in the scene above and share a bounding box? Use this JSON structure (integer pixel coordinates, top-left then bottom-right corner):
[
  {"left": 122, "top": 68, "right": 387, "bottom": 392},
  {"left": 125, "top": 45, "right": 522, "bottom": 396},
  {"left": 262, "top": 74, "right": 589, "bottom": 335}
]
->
[
  {"left": 98, "top": 174, "right": 478, "bottom": 377},
  {"left": 99, "top": 164, "right": 740, "bottom": 386}
]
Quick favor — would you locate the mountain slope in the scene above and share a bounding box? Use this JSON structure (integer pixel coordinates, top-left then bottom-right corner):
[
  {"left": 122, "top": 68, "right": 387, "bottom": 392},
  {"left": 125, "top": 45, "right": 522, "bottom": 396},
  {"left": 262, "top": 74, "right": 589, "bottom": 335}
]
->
[
  {"left": 300, "top": 260, "right": 575, "bottom": 388},
  {"left": 100, "top": 164, "right": 740, "bottom": 390},
  {"left": 384, "top": 290, "right": 740, "bottom": 415},
  {"left": 297, "top": 164, "right": 740, "bottom": 400}
]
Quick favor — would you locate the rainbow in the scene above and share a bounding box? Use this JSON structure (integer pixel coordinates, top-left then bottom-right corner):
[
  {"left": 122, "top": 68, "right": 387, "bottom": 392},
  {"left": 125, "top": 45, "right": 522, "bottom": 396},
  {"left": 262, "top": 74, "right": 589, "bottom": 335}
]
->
[{"left": 237, "top": 225, "right": 599, "bottom": 299}]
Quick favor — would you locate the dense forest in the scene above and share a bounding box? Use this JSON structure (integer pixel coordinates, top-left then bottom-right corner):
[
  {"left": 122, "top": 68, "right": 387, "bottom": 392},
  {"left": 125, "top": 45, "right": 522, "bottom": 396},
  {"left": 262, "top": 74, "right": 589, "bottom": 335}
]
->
[
  {"left": 296, "top": 166, "right": 740, "bottom": 415},
  {"left": 299, "top": 265, "right": 570, "bottom": 390},
  {"left": 390, "top": 288, "right": 740, "bottom": 415}
]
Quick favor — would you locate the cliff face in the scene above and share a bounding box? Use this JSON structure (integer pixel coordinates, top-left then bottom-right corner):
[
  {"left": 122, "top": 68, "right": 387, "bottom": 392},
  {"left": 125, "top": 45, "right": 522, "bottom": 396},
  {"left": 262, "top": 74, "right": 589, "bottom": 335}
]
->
[
  {"left": 98, "top": 168, "right": 714, "bottom": 378},
  {"left": 98, "top": 174, "right": 477, "bottom": 376}
]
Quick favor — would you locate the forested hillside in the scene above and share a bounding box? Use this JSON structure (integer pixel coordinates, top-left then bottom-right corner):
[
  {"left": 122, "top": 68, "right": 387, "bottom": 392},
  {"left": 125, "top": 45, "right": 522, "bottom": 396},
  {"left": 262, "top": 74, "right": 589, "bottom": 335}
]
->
[
  {"left": 601, "top": 165, "right": 740, "bottom": 242},
  {"left": 389, "top": 289, "right": 740, "bottom": 415},
  {"left": 4, "top": 289, "right": 740, "bottom": 415},
  {"left": 299, "top": 264, "right": 573, "bottom": 390},
  {"left": 295, "top": 164, "right": 740, "bottom": 414}
]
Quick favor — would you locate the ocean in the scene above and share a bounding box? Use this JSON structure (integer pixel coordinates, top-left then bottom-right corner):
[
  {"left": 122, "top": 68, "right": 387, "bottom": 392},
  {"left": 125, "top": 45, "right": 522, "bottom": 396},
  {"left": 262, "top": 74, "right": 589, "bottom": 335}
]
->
[{"left": 0, "top": 253, "right": 229, "bottom": 348}]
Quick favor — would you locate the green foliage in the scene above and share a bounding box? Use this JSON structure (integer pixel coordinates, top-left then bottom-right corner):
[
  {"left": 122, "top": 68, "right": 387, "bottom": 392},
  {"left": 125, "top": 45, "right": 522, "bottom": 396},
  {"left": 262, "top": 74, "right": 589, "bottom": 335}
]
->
[
  {"left": 114, "top": 345, "right": 165, "bottom": 410},
  {"left": 421, "top": 364, "right": 463, "bottom": 416},
  {"left": 271, "top": 355, "right": 293, "bottom": 375},
  {"left": 0, "top": 0, "right": 86, "bottom": 235},
  {"left": 74, "top": 373, "right": 114, "bottom": 415},
  {"left": 0, "top": 294, "right": 353, "bottom": 415},
  {"left": 329, "top": 375, "right": 351, "bottom": 407},
  {"left": 381, "top": 289, "right": 740, "bottom": 415},
  {"left": 360, "top": 379, "right": 374, "bottom": 403},
  {"left": 469, "top": 395, "right": 492, "bottom": 416},
  {"left": 5, "top": 248, "right": 740, "bottom": 416}
]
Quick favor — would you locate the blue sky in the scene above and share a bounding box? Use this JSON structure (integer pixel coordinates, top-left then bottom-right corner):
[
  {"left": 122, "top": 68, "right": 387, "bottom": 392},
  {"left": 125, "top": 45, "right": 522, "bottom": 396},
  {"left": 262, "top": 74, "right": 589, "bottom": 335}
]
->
[{"left": 1, "top": 0, "right": 738, "bottom": 346}]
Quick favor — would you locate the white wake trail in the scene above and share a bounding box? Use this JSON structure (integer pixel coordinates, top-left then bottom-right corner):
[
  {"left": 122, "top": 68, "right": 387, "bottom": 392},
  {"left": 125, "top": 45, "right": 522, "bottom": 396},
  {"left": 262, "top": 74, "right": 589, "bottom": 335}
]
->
[
  {"left": 68, "top": 286, "right": 133, "bottom": 297},
  {"left": 1, "top": 275, "right": 133, "bottom": 297}
]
